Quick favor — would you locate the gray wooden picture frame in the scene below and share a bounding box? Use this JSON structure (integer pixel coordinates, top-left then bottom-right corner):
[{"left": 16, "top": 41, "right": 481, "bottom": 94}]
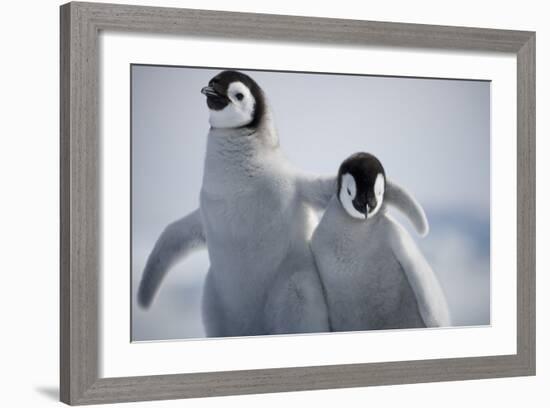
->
[{"left": 60, "top": 1, "right": 536, "bottom": 405}]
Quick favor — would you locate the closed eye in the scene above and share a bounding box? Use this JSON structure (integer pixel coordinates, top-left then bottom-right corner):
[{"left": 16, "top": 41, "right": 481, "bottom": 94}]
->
[{"left": 235, "top": 93, "right": 244, "bottom": 101}]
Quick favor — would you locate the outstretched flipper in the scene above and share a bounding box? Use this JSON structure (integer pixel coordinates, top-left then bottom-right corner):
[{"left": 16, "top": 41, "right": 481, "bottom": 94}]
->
[
  {"left": 137, "top": 209, "right": 206, "bottom": 308},
  {"left": 299, "top": 173, "right": 429, "bottom": 237},
  {"left": 297, "top": 174, "right": 337, "bottom": 211},
  {"left": 385, "top": 179, "right": 429, "bottom": 237},
  {"left": 387, "top": 217, "right": 451, "bottom": 327}
]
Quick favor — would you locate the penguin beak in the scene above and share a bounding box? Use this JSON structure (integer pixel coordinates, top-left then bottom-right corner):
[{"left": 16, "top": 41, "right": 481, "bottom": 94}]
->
[
  {"left": 366, "top": 198, "right": 383, "bottom": 219},
  {"left": 201, "top": 86, "right": 219, "bottom": 97}
]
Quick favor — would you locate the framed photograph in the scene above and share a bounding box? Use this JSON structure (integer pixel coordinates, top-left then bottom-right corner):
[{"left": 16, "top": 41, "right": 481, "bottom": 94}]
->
[{"left": 60, "top": 2, "right": 535, "bottom": 405}]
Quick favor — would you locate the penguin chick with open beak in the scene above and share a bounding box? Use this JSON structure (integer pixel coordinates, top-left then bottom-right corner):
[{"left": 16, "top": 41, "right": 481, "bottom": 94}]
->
[
  {"left": 138, "top": 70, "right": 333, "bottom": 336},
  {"left": 200, "top": 70, "right": 265, "bottom": 129}
]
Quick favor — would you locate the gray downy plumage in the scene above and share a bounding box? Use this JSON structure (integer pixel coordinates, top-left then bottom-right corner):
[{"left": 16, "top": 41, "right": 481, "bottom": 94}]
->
[
  {"left": 138, "top": 71, "right": 336, "bottom": 337},
  {"left": 137, "top": 73, "right": 438, "bottom": 337},
  {"left": 311, "top": 153, "right": 451, "bottom": 332}
]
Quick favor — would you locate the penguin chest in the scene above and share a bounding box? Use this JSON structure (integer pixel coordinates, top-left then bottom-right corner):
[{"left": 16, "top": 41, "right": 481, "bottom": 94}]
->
[
  {"left": 199, "top": 173, "right": 303, "bottom": 293},
  {"left": 328, "top": 243, "right": 421, "bottom": 330},
  {"left": 313, "top": 217, "right": 423, "bottom": 331},
  {"left": 201, "top": 174, "right": 294, "bottom": 240}
]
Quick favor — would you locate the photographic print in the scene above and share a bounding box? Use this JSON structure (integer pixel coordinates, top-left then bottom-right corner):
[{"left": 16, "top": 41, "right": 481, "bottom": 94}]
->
[{"left": 131, "top": 65, "right": 490, "bottom": 341}]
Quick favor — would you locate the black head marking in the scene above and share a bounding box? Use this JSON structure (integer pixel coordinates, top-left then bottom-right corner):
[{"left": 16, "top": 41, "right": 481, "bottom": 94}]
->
[
  {"left": 338, "top": 152, "right": 386, "bottom": 216},
  {"left": 202, "top": 70, "right": 266, "bottom": 128}
]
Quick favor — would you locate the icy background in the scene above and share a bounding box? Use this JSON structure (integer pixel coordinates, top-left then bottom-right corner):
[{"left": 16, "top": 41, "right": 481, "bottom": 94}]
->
[{"left": 131, "top": 66, "right": 490, "bottom": 341}]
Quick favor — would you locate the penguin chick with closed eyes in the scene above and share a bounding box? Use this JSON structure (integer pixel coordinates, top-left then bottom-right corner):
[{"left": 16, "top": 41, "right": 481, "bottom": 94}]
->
[{"left": 311, "top": 152, "right": 451, "bottom": 331}]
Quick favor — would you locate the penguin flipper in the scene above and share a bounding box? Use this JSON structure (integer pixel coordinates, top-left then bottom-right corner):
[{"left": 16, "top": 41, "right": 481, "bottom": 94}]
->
[
  {"left": 387, "top": 218, "right": 451, "bottom": 327},
  {"left": 385, "top": 179, "right": 429, "bottom": 237},
  {"left": 297, "top": 174, "right": 337, "bottom": 211},
  {"left": 137, "top": 209, "right": 206, "bottom": 308}
]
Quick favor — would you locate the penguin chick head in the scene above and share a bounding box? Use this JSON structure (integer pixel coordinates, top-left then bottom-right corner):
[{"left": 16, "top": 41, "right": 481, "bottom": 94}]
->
[
  {"left": 337, "top": 152, "right": 386, "bottom": 220},
  {"left": 201, "top": 70, "right": 265, "bottom": 129}
]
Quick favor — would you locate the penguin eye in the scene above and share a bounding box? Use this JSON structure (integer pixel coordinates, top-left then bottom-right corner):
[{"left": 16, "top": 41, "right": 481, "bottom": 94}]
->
[
  {"left": 235, "top": 92, "right": 244, "bottom": 101},
  {"left": 347, "top": 188, "right": 352, "bottom": 196}
]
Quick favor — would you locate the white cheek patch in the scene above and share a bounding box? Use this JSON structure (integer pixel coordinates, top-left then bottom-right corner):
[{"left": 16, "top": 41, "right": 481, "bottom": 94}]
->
[
  {"left": 367, "top": 173, "right": 385, "bottom": 219},
  {"left": 208, "top": 81, "right": 255, "bottom": 129},
  {"left": 374, "top": 173, "right": 385, "bottom": 198},
  {"left": 339, "top": 173, "right": 365, "bottom": 220}
]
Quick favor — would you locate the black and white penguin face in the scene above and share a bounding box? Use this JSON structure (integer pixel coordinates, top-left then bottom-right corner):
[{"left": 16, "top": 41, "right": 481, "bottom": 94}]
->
[
  {"left": 201, "top": 70, "right": 265, "bottom": 129},
  {"left": 337, "top": 152, "right": 386, "bottom": 220}
]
